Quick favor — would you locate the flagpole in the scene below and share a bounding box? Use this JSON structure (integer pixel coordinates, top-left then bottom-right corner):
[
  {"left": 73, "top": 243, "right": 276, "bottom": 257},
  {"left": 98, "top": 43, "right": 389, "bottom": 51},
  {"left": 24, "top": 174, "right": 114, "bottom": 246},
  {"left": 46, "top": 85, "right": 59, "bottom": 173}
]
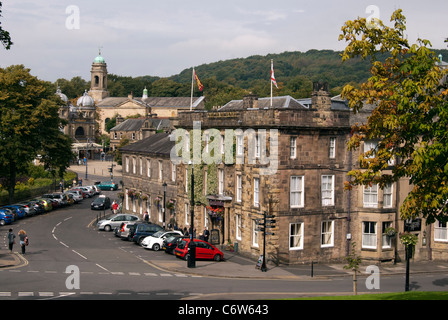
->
[
  {"left": 190, "top": 67, "right": 195, "bottom": 111},
  {"left": 270, "top": 59, "right": 273, "bottom": 107}
]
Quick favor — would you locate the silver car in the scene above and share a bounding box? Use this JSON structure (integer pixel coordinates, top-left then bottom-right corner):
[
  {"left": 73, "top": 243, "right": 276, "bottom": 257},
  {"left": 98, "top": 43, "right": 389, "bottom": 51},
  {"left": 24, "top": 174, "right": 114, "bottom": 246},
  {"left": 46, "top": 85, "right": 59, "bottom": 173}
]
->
[{"left": 97, "top": 214, "right": 140, "bottom": 232}]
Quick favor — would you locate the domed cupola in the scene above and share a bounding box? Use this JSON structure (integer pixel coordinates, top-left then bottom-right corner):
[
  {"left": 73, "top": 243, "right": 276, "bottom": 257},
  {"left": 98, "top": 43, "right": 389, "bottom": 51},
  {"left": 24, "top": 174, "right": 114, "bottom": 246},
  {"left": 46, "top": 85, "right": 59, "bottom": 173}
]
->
[
  {"left": 93, "top": 54, "right": 106, "bottom": 64},
  {"left": 55, "top": 87, "right": 69, "bottom": 104},
  {"left": 77, "top": 90, "right": 95, "bottom": 108}
]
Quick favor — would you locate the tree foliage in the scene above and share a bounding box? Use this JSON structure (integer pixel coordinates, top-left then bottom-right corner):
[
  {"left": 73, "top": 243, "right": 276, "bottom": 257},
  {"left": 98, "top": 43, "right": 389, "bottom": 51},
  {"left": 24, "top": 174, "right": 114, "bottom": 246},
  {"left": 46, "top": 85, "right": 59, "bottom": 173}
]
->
[
  {"left": 0, "top": 65, "right": 73, "bottom": 203},
  {"left": 0, "top": 2, "right": 12, "bottom": 50},
  {"left": 339, "top": 10, "right": 448, "bottom": 224}
]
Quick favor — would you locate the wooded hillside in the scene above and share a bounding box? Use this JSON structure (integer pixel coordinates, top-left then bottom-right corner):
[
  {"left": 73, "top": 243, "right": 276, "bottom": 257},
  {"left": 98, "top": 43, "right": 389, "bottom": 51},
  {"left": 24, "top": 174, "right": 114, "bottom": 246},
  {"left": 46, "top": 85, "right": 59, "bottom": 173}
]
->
[{"left": 55, "top": 49, "right": 448, "bottom": 110}]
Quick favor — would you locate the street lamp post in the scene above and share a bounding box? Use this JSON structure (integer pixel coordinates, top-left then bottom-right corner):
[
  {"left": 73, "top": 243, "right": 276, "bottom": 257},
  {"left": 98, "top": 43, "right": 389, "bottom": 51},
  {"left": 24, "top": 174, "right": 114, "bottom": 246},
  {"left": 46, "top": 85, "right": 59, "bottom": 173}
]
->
[
  {"left": 162, "top": 182, "right": 167, "bottom": 229},
  {"left": 187, "top": 164, "right": 196, "bottom": 268}
]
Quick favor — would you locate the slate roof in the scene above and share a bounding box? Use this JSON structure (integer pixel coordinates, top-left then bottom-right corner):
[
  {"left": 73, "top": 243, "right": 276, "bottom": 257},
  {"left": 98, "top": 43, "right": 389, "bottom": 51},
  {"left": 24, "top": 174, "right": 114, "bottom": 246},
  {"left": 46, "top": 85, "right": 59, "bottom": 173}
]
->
[
  {"left": 96, "top": 96, "right": 205, "bottom": 108},
  {"left": 218, "top": 96, "right": 308, "bottom": 111},
  {"left": 110, "top": 118, "right": 170, "bottom": 132},
  {"left": 119, "top": 132, "right": 174, "bottom": 156}
]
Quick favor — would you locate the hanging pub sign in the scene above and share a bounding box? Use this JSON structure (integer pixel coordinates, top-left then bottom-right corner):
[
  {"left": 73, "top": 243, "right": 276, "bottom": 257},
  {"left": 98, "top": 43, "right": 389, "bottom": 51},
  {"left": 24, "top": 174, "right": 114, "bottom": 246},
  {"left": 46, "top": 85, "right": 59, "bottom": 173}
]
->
[{"left": 404, "top": 218, "right": 421, "bottom": 232}]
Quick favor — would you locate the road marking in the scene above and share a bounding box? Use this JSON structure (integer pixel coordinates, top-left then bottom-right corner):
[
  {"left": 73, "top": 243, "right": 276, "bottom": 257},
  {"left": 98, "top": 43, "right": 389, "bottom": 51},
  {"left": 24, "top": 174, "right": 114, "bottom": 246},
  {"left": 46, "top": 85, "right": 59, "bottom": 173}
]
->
[
  {"left": 39, "top": 292, "right": 54, "bottom": 297},
  {"left": 60, "top": 241, "right": 69, "bottom": 248},
  {"left": 95, "top": 264, "right": 110, "bottom": 273},
  {"left": 18, "top": 292, "right": 34, "bottom": 297},
  {"left": 0, "top": 292, "right": 11, "bottom": 297},
  {"left": 72, "top": 250, "right": 87, "bottom": 260}
]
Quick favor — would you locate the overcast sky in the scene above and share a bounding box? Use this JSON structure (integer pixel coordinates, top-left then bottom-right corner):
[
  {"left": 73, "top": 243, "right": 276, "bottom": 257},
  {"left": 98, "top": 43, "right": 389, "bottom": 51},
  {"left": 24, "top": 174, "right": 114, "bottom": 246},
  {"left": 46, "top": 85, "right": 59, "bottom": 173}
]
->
[{"left": 1, "top": 0, "right": 447, "bottom": 82}]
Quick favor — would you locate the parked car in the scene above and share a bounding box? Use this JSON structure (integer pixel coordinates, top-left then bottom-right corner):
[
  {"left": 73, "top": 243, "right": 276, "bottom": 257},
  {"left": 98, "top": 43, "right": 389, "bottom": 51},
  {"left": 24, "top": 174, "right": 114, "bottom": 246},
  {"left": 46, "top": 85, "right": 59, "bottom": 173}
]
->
[
  {"left": 162, "top": 235, "right": 188, "bottom": 254},
  {"left": 31, "top": 198, "right": 52, "bottom": 212},
  {"left": 27, "top": 200, "right": 45, "bottom": 214},
  {"left": 14, "top": 202, "right": 37, "bottom": 217},
  {"left": 42, "top": 193, "right": 69, "bottom": 207},
  {"left": 91, "top": 195, "right": 111, "bottom": 210},
  {"left": 130, "top": 223, "right": 164, "bottom": 244},
  {"left": 84, "top": 185, "right": 99, "bottom": 195},
  {"left": 174, "top": 238, "right": 224, "bottom": 262},
  {"left": 140, "top": 230, "right": 183, "bottom": 251},
  {"left": 0, "top": 208, "right": 14, "bottom": 226},
  {"left": 2, "top": 205, "right": 26, "bottom": 219},
  {"left": 97, "top": 181, "right": 118, "bottom": 191},
  {"left": 70, "top": 188, "right": 88, "bottom": 198},
  {"left": 116, "top": 221, "right": 139, "bottom": 240},
  {"left": 66, "top": 191, "right": 83, "bottom": 203},
  {"left": 97, "top": 214, "right": 140, "bottom": 232},
  {"left": 77, "top": 187, "right": 94, "bottom": 197}
]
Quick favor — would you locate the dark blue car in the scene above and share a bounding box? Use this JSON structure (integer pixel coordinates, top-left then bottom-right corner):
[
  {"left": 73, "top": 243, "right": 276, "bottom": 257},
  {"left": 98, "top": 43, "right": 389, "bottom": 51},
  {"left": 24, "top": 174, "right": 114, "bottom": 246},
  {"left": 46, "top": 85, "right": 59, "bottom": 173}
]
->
[
  {"left": 0, "top": 208, "right": 14, "bottom": 226},
  {"left": 2, "top": 205, "right": 26, "bottom": 219}
]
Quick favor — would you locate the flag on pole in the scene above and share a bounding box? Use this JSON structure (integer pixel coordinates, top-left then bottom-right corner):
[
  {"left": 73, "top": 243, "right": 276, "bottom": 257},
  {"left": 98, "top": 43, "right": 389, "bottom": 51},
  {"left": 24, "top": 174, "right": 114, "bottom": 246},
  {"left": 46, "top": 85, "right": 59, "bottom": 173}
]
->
[
  {"left": 194, "top": 69, "right": 204, "bottom": 91},
  {"left": 271, "top": 60, "right": 278, "bottom": 89}
]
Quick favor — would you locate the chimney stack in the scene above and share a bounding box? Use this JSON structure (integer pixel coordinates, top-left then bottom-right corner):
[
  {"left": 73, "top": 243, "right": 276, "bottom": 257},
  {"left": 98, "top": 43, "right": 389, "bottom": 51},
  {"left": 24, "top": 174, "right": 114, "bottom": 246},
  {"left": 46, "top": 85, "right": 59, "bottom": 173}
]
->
[{"left": 242, "top": 94, "right": 259, "bottom": 109}]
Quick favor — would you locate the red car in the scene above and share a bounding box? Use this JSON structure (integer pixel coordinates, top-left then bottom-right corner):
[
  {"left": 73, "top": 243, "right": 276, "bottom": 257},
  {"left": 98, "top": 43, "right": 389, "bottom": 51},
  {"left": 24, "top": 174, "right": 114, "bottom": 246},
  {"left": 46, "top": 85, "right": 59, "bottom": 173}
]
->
[{"left": 174, "top": 238, "right": 224, "bottom": 262}]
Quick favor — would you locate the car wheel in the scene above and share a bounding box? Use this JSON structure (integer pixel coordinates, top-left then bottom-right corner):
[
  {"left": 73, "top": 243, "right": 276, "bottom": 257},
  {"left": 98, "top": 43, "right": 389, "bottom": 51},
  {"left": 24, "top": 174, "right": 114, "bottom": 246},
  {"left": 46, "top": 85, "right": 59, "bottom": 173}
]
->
[
  {"left": 110, "top": 187, "right": 114, "bottom": 191},
  {"left": 0, "top": 219, "right": 5, "bottom": 226},
  {"left": 184, "top": 253, "right": 190, "bottom": 261},
  {"left": 104, "top": 225, "right": 111, "bottom": 232},
  {"left": 213, "top": 254, "right": 222, "bottom": 262},
  {"left": 153, "top": 243, "right": 160, "bottom": 251}
]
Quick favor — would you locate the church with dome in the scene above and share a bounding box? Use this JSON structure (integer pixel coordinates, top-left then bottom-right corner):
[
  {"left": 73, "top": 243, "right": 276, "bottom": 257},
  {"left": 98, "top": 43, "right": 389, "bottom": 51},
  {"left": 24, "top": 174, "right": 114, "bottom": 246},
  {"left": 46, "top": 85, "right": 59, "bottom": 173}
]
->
[{"left": 57, "top": 52, "right": 206, "bottom": 158}]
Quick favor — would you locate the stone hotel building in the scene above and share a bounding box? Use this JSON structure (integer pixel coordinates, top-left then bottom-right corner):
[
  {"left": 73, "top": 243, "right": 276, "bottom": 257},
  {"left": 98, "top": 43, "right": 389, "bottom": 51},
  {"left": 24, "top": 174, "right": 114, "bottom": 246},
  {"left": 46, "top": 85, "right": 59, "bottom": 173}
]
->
[{"left": 120, "top": 82, "right": 448, "bottom": 264}]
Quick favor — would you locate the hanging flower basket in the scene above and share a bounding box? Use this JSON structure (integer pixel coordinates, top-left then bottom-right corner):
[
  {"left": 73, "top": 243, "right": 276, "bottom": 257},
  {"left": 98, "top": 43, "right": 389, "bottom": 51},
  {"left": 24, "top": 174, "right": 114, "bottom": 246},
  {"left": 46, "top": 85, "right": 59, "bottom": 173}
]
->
[
  {"left": 141, "top": 194, "right": 148, "bottom": 201},
  {"left": 385, "top": 227, "right": 397, "bottom": 238},
  {"left": 154, "top": 196, "right": 162, "bottom": 206},
  {"left": 207, "top": 206, "right": 224, "bottom": 219},
  {"left": 399, "top": 232, "right": 418, "bottom": 246},
  {"left": 127, "top": 189, "right": 136, "bottom": 199},
  {"left": 166, "top": 199, "right": 176, "bottom": 210}
]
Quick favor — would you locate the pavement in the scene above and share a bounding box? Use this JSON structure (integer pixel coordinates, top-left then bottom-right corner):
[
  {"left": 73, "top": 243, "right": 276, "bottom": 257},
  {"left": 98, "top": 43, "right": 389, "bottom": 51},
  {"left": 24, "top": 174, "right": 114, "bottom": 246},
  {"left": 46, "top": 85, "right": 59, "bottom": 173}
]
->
[{"left": 2, "top": 160, "right": 448, "bottom": 280}]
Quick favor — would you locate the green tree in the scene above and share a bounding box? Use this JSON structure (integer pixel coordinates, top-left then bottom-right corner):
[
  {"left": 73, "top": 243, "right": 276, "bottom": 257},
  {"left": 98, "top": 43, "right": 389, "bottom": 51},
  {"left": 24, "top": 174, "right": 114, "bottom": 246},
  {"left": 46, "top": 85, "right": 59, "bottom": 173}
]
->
[
  {"left": 0, "top": 65, "right": 73, "bottom": 203},
  {"left": 339, "top": 10, "right": 448, "bottom": 223},
  {"left": 0, "top": 2, "right": 12, "bottom": 49}
]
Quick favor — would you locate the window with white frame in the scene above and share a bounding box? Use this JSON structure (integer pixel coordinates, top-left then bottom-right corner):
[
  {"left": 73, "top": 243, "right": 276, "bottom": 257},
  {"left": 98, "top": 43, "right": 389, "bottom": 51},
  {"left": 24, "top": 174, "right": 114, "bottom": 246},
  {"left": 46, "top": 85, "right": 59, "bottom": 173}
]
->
[
  {"left": 383, "top": 184, "right": 393, "bottom": 208},
  {"left": 218, "top": 168, "right": 224, "bottom": 195},
  {"left": 146, "top": 195, "right": 151, "bottom": 218},
  {"left": 158, "top": 160, "right": 163, "bottom": 181},
  {"left": 132, "top": 158, "right": 136, "bottom": 174},
  {"left": 236, "top": 135, "right": 243, "bottom": 156},
  {"left": 125, "top": 190, "right": 129, "bottom": 210},
  {"left": 139, "top": 158, "right": 143, "bottom": 176},
  {"left": 185, "top": 203, "right": 189, "bottom": 225},
  {"left": 236, "top": 214, "right": 242, "bottom": 240},
  {"left": 253, "top": 178, "right": 260, "bottom": 207},
  {"left": 382, "top": 222, "right": 393, "bottom": 248},
  {"left": 126, "top": 157, "right": 129, "bottom": 173},
  {"left": 289, "top": 223, "right": 303, "bottom": 250},
  {"left": 204, "top": 207, "right": 209, "bottom": 228},
  {"left": 147, "top": 159, "right": 151, "bottom": 177},
  {"left": 290, "top": 176, "right": 304, "bottom": 208},
  {"left": 321, "top": 175, "right": 334, "bottom": 206},
  {"left": 364, "top": 141, "right": 377, "bottom": 158},
  {"left": 290, "top": 137, "right": 297, "bottom": 159},
  {"left": 220, "top": 135, "right": 225, "bottom": 154},
  {"left": 236, "top": 174, "right": 242, "bottom": 203},
  {"left": 363, "top": 184, "right": 378, "bottom": 208},
  {"left": 435, "top": 221, "right": 448, "bottom": 241},
  {"left": 255, "top": 135, "right": 260, "bottom": 158},
  {"left": 321, "top": 221, "right": 334, "bottom": 247},
  {"left": 185, "top": 168, "right": 188, "bottom": 193},
  {"left": 171, "top": 163, "right": 176, "bottom": 182},
  {"left": 329, "top": 137, "right": 336, "bottom": 159},
  {"left": 252, "top": 220, "right": 259, "bottom": 247},
  {"left": 362, "top": 221, "right": 377, "bottom": 249}
]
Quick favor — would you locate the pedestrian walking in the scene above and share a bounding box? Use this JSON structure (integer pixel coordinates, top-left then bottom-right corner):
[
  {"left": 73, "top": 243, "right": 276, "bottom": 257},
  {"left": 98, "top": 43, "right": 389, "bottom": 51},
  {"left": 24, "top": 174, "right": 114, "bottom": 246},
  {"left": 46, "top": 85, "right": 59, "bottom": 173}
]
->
[
  {"left": 203, "top": 226, "right": 210, "bottom": 242},
  {"left": 18, "top": 230, "right": 28, "bottom": 254},
  {"left": 7, "top": 229, "right": 15, "bottom": 253},
  {"left": 143, "top": 210, "right": 149, "bottom": 222},
  {"left": 112, "top": 200, "right": 119, "bottom": 214}
]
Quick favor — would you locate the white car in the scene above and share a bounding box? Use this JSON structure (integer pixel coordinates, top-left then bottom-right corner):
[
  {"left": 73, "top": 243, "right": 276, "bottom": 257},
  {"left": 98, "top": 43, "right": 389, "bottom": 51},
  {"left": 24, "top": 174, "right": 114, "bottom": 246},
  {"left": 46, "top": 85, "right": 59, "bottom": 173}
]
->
[
  {"left": 66, "top": 191, "right": 83, "bottom": 203},
  {"left": 141, "top": 230, "right": 183, "bottom": 251}
]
